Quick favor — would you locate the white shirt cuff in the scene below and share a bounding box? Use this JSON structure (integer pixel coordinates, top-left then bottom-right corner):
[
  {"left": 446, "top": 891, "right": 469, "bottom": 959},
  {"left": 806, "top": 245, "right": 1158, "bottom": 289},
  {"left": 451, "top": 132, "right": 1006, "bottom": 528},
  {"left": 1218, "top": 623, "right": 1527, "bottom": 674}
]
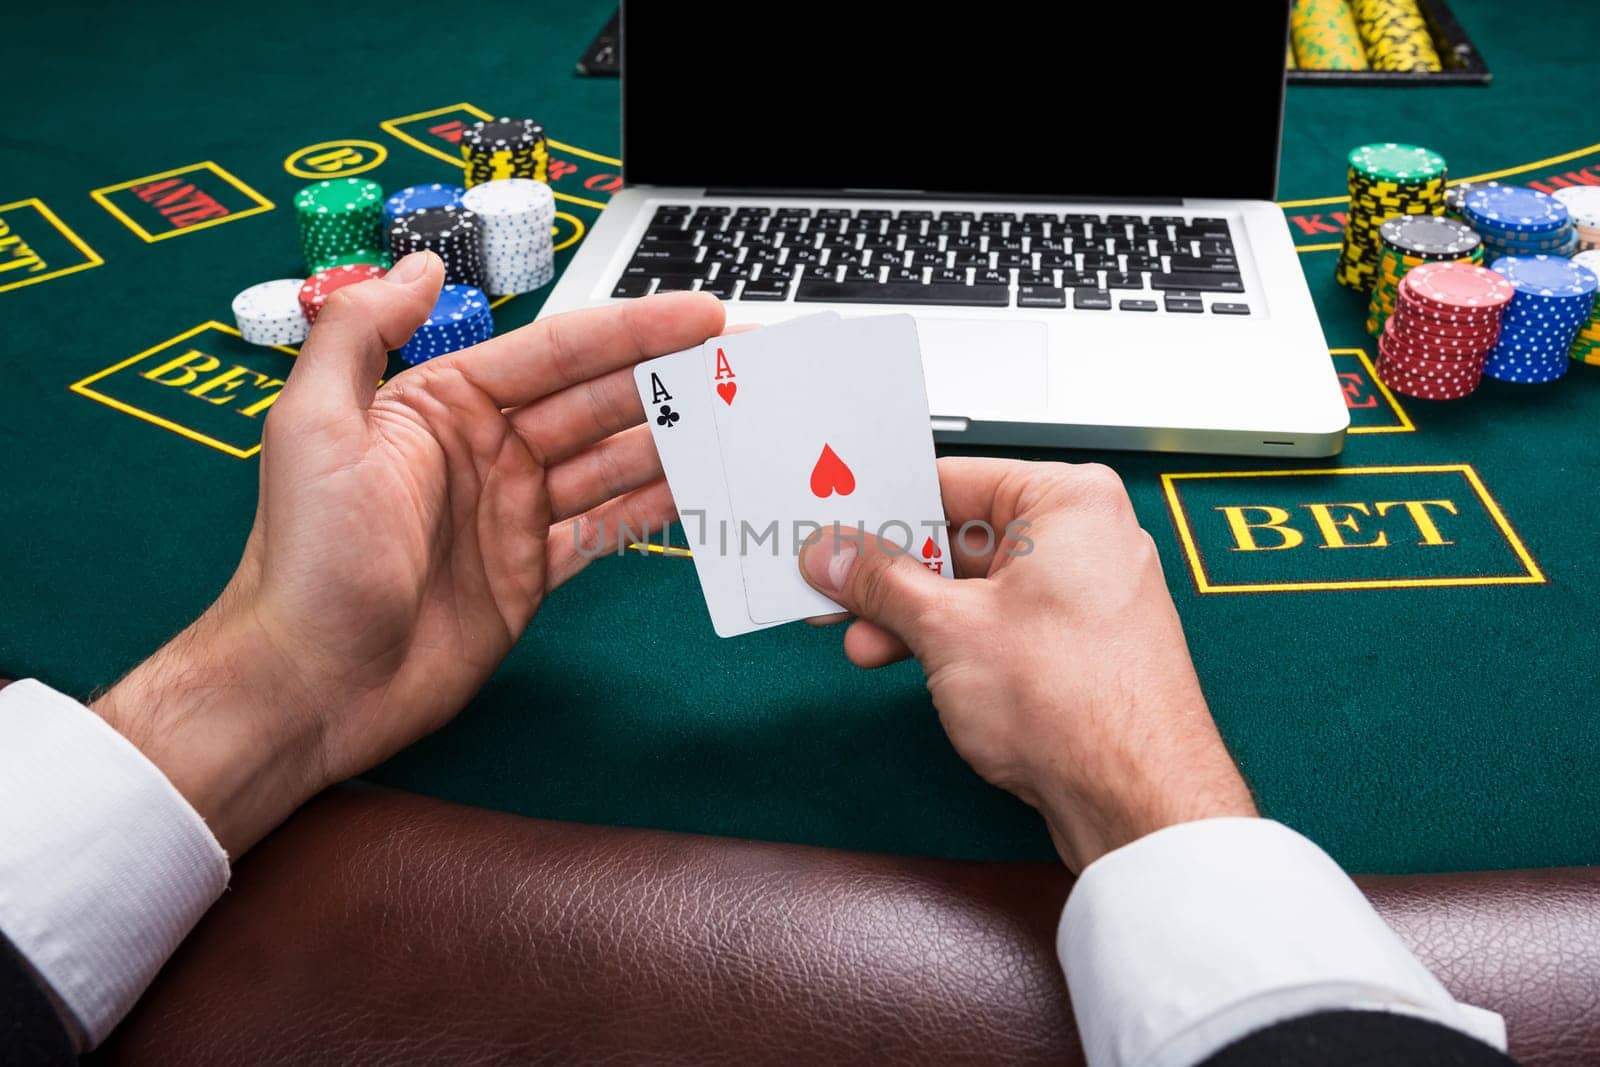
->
[
  {"left": 0, "top": 679, "right": 230, "bottom": 1048},
  {"left": 1059, "top": 817, "right": 1506, "bottom": 1067}
]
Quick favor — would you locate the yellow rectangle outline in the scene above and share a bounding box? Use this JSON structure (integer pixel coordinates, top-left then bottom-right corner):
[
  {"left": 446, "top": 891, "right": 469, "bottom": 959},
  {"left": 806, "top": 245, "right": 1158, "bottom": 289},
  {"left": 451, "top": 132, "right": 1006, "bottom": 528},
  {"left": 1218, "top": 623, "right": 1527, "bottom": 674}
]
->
[
  {"left": 1331, "top": 347, "right": 1413, "bottom": 435},
  {"left": 69, "top": 321, "right": 297, "bottom": 460},
  {"left": 378, "top": 102, "right": 618, "bottom": 210},
  {"left": 0, "top": 198, "right": 105, "bottom": 293},
  {"left": 89, "top": 162, "right": 274, "bottom": 244},
  {"left": 1160, "top": 463, "right": 1545, "bottom": 594}
]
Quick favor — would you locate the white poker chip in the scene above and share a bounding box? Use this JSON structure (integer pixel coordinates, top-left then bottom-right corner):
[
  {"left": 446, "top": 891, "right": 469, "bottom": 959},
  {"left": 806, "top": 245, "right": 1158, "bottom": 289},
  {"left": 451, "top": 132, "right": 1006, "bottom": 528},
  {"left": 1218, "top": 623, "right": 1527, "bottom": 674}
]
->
[{"left": 232, "top": 279, "right": 309, "bottom": 346}]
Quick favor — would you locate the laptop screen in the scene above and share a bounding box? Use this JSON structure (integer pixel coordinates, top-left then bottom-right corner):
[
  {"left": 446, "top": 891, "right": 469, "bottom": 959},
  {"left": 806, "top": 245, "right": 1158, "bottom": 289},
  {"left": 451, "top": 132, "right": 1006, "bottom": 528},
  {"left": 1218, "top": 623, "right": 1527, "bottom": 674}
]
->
[{"left": 620, "top": 3, "right": 1289, "bottom": 202}]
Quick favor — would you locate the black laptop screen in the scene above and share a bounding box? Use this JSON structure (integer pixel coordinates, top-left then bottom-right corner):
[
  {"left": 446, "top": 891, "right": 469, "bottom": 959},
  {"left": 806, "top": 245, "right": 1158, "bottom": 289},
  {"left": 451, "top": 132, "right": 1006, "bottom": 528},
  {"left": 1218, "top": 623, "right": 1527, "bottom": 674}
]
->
[{"left": 620, "top": 3, "right": 1289, "bottom": 202}]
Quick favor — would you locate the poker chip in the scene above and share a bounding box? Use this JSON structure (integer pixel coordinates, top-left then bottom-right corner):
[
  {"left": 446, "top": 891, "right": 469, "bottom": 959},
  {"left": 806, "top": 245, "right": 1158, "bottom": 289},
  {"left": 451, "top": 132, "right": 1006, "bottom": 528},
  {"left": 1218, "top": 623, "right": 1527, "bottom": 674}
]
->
[
  {"left": 399, "top": 283, "right": 494, "bottom": 365},
  {"left": 387, "top": 206, "right": 487, "bottom": 288},
  {"left": 294, "top": 178, "right": 385, "bottom": 274},
  {"left": 384, "top": 183, "right": 466, "bottom": 223},
  {"left": 232, "top": 279, "right": 309, "bottom": 346},
  {"left": 1401, "top": 261, "right": 1514, "bottom": 310},
  {"left": 460, "top": 118, "right": 550, "bottom": 188},
  {"left": 460, "top": 179, "right": 556, "bottom": 296},
  {"left": 1349, "top": 0, "right": 1442, "bottom": 72},
  {"left": 1290, "top": 0, "right": 1368, "bottom": 70},
  {"left": 298, "top": 263, "right": 388, "bottom": 323},
  {"left": 1463, "top": 185, "right": 1569, "bottom": 233},
  {"left": 1556, "top": 188, "right": 1600, "bottom": 253},
  {"left": 1336, "top": 142, "right": 1448, "bottom": 292},
  {"left": 1481, "top": 255, "right": 1599, "bottom": 383}
]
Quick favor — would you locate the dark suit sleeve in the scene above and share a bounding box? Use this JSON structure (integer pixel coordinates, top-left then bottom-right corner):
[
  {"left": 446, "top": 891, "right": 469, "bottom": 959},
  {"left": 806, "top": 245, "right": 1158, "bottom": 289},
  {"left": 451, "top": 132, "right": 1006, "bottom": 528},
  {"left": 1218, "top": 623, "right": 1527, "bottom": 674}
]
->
[
  {"left": 1, "top": 928, "right": 75, "bottom": 1066},
  {"left": 1202, "top": 1009, "right": 1516, "bottom": 1067}
]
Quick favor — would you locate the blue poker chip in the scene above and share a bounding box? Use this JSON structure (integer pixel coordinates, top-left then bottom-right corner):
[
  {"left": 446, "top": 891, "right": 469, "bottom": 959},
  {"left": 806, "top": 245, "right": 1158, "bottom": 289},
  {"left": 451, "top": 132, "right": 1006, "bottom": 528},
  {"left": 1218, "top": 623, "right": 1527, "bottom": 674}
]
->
[
  {"left": 1465, "top": 186, "right": 1569, "bottom": 233},
  {"left": 1490, "top": 255, "right": 1600, "bottom": 298},
  {"left": 400, "top": 283, "right": 495, "bottom": 363},
  {"left": 384, "top": 183, "right": 467, "bottom": 222}
]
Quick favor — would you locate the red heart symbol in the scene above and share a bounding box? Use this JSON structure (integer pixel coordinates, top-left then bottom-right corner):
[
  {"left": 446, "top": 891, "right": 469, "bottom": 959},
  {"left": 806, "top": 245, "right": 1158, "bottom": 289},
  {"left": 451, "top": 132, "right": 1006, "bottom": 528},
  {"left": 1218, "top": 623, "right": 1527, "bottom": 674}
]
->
[
  {"left": 809, "top": 444, "right": 855, "bottom": 498},
  {"left": 921, "top": 536, "right": 941, "bottom": 560},
  {"left": 716, "top": 382, "right": 737, "bottom": 405}
]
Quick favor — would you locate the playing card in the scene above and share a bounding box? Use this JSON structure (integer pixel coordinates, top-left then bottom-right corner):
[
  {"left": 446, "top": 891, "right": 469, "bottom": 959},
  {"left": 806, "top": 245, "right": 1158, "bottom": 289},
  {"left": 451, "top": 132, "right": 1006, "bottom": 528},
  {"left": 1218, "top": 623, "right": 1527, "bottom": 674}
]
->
[
  {"left": 708, "top": 314, "right": 951, "bottom": 624},
  {"left": 633, "top": 344, "right": 775, "bottom": 638}
]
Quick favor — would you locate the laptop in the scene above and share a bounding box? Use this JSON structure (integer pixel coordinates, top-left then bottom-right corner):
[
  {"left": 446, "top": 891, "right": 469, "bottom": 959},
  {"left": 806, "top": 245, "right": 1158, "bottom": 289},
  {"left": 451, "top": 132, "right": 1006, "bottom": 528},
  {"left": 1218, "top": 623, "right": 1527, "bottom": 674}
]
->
[{"left": 539, "top": 1, "right": 1349, "bottom": 458}]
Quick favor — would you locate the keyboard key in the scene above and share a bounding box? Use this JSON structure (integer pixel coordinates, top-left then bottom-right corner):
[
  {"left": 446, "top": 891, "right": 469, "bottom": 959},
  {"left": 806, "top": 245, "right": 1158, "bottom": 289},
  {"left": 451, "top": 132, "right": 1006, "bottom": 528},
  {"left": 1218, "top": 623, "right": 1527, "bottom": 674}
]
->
[
  {"left": 1105, "top": 271, "right": 1144, "bottom": 289},
  {"left": 856, "top": 208, "right": 893, "bottom": 219},
  {"left": 974, "top": 268, "right": 1010, "bottom": 286},
  {"left": 1164, "top": 295, "right": 1204, "bottom": 313},
  {"left": 840, "top": 266, "right": 878, "bottom": 283},
  {"left": 1060, "top": 270, "right": 1098, "bottom": 288},
  {"left": 887, "top": 266, "right": 924, "bottom": 283},
  {"left": 1019, "top": 270, "right": 1055, "bottom": 287},
  {"left": 786, "top": 247, "right": 822, "bottom": 265},
  {"left": 624, "top": 258, "right": 709, "bottom": 279},
  {"left": 818, "top": 207, "right": 854, "bottom": 220},
  {"left": 776, "top": 206, "right": 810, "bottom": 217},
  {"left": 953, "top": 252, "right": 989, "bottom": 269},
  {"left": 795, "top": 279, "right": 1009, "bottom": 307},
  {"left": 632, "top": 246, "right": 700, "bottom": 262},
  {"left": 611, "top": 276, "right": 651, "bottom": 298},
  {"left": 732, "top": 206, "right": 771, "bottom": 217},
  {"left": 995, "top": 251, "right": 1028, "bottom": 270},
  {"left": 1150, "top": 271, "right": 1244, "bottom": 293},
  {"left": 1018, "top": 285, "right": 1066, "bottom": 308},
  {"left": 740, "top": 278, "right": 791, "bottom": 300},
  {"left": 805, "top": 264, "right": 837, "bottom": 281},
  {"left": 932, "top": 267, "right": 967, "bottom": 284},
  {"left": 938, "top": 210, "right": 976, "bottom": 222},
  {"left": 898, "top": 209, "right": 934, "bottom": 220},
  {"left": 1212, "top": 302, "right": 1251, "bottom": 315},
  {"left": 1123, "top": 253, "right": 1160, "bottom": 272},
  {"left": 654, "top": 277, "right": 698, "bottom": 292},
  {"left": 1119, "top": 298, "right": 1158, "bottom": 312},
  {"left": 1073, "top": 288, "right": 1113, "bottom": 310},
  {"left": 703, "top": 247, "right": 739, "bottom": 263},
  {"left": 700, "top": 277, "right": 738, "bottom": 299}
]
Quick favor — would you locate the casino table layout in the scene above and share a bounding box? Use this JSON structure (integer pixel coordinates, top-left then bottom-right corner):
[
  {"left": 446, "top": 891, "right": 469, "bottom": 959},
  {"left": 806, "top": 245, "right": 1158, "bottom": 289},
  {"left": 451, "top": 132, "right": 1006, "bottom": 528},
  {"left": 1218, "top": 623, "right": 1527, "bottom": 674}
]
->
[{"left": 6, "top": 0, "right": 1600, "bottom": 877}]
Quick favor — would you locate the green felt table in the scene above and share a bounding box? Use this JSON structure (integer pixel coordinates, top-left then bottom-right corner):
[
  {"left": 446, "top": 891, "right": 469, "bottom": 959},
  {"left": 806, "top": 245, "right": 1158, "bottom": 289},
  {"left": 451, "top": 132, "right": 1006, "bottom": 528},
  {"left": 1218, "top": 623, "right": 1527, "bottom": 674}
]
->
[{"left": 6, "top": 1, "right": 1598, "bottom": 875}]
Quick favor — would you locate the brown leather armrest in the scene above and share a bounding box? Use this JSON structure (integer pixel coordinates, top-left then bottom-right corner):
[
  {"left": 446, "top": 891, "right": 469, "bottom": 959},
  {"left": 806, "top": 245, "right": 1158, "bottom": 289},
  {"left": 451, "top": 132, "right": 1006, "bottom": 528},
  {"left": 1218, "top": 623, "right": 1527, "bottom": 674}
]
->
[{"left": 101, "top": 785, "right": 1600, "bottom": 1066}]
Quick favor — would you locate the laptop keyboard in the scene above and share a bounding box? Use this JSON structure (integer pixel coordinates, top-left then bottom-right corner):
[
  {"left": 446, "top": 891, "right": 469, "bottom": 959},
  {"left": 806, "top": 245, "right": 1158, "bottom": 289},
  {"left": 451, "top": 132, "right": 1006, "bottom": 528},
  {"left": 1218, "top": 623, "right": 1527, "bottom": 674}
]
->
[{"left": 611, "top": 205, "right": 1250, "bottom": 314}]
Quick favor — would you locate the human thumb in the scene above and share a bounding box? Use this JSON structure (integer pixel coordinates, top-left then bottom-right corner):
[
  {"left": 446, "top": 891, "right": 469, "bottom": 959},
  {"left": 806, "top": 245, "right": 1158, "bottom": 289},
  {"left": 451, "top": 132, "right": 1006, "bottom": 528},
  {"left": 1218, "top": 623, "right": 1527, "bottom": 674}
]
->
[
  {"left": 799, "top": 526, "right": 948, "bottom": 639},
  {"left": 281, "top": 251, "right": 443, "bottom": 416}
]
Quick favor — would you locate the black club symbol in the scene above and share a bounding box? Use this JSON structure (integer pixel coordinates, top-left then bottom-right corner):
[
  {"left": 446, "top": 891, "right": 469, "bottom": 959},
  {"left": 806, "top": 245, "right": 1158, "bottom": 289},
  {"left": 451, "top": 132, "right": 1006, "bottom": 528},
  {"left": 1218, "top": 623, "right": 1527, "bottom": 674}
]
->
[{"left": 656, "top": 404, "right": 680, "bottom": 428}]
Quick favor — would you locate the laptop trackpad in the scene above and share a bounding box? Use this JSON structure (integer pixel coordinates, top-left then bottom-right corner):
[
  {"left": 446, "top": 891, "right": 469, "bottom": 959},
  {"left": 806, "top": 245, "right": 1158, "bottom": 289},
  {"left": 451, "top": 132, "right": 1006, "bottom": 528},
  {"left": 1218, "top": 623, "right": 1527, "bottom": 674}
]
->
[{"left": 916, "top": 318, "right": 1050, "bottom": 417}]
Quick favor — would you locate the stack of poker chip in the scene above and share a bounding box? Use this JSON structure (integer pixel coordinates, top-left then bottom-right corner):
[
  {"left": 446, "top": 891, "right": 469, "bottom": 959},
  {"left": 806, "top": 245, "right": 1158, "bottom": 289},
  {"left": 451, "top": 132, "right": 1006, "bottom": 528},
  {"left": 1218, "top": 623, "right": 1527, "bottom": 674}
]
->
[
  {"left": 387, "top": 206, "right": 487, "bottom": 289},
  {"left": 295, "top": 179, "right": 385, "bottom": 274},
  {"left": 399, "top": 284, "right": 494, "bottom": 366},
  {"left": 460, "top": 118, "right": 550, "bottom": 188},
  {"left": 1482, "top": 255, "right": 1599, "bottom": 384},
  {"left": 1462, "top": 186, "right": 1575, "bottom": 263},
  {"left": 1444, "top": 180, "right": 1499, "bottom": 219},
  {"left": 298, "top": 263, "right": 388, "bottom": 323},
  {"left": 1554, "top": 187, "right": 1600, "bottom": 253},
  {"left": 1349, "top": 0, "right": 1442, "bottom": 72},
  {"left": 460, "top": 179, "right": 556, "bottom": 296},
  {"left": 1365, "top": 215, "right": 1480, "bottom": 337},
  {"left": 383, "top": 183, "right": 466, "bottom": 224},
  {"left": 1376, "top": 262, "right": 1512, "bottom": 400},
  {"left": 1337, "top": 143, "right": 1447, "bottom": 292},
  {"left": 1571, "top": 250, "right": 1600, "bottom": 365},
  {"left": 1289, "top": 0, "right": 1368, "bottom": 70},
  {"left": 232, "top": 279, "right": 310, "bottom": 347}
]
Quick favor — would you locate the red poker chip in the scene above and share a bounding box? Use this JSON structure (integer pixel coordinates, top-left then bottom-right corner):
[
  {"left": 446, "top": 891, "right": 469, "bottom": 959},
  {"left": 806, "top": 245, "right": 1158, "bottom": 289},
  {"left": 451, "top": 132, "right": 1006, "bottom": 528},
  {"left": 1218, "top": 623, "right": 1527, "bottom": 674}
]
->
[
  {"left": 298, "top": 263, "right": 388, "bottom": 322},
  {"left": 1378, "top": 354, "right": 1485, "bottom": 383},
  {"left": 1375, "top": 364, "right": 1481, "bottom": 400},
  {"left": 1381, "top": 334, "right": 1496, "bottom": 362},
  {"left": 1393, "top": 287, "right": 1506, "bottom": 322},
  {"left": 1388, "top": 315, "right": 1503, "bottom": 343},
  {"left": 1400, "top": 262, "right": 1515, "bottom": 312}
]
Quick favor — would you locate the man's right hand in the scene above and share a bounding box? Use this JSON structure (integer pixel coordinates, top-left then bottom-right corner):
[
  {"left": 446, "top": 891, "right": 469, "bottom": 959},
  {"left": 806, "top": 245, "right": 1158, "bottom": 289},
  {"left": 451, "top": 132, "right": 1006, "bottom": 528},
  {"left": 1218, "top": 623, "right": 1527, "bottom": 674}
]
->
[{"left": 798, "top": 457, "right": 1257, "bottom": 873}]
